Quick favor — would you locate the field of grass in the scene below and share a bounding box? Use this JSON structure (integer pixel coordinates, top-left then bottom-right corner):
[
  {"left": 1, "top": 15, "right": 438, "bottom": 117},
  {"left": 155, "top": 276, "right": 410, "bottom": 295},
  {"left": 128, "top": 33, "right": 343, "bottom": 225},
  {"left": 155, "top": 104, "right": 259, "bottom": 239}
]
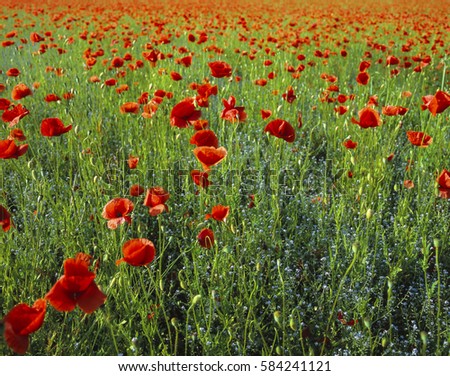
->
[{"left": 1, "top": 0, "right": 449, "bottom": 356}]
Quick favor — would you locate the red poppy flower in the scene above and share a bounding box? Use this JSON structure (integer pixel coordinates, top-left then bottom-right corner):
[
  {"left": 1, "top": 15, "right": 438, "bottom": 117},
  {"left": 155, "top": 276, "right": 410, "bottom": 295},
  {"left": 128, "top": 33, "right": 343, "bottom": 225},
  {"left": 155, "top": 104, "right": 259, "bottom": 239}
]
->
[
  {"left": 45, "top": 253, "right": 106, "bottom": 314},
  {"left": 356, "top": 71, "right": 370, "bottom": 85},
  {"left": 282, "top": 86, "right": 296, "bottom": 103},
  {"left": 111, "top": 56, "right": 124, "bottom": 68},
  {"left": 11, "top": 83, "right": 32, "bottom": 100},
  {"left": 30, "top": 32, "right": 45, "bottom": 43},
  {"left": 337, "top": 94, "right": 349, "bottom": 104},
  {"left": 0, "top": 205, "right": 12, "bottom": 232},
  {"left": 205, "top": 205, "right": 229, "bottom": 221},
  {"left": 437, "top": 169, "right": 450, "bottom": 199},
  {"left": 404, "top": 180, "right": 414, "bottom": 189},
  {"left": 192, "top": 119, "right": 209, "bottom": 130},
  {"left": 191, "top": 169, "right": 211, "bottom": 188},
  {"left": 6, "top": 68, "right": 20, "bottom": 77},
  {"left": 170, "top": 97, "right": 202, "bottom": 128},
  {"left": 89, "top": 76, "right": 101, "bottom": 83},
  {"left": 382, "top": 105, "right": 408, "bottom": 116},
  {"left": 130, "top": 184, "right": 145, "bottom": 197},
  {"left": 386, "top": 55, "right": 400, "bottom": 66},
  {"left": 261, "top": 109, "right": 272, "bottom": 120},
  {"left": 208, "top": 61, "right": 232, "bottom": 78},
  {"left": 127, "top": 155, "right": 139, "bottom": 169},
  {"left": 367, "top": 95, "right": 379, "bottom": 107},
  {"left": 102, "top": 198, "right": 134, "bottom": 229},
  {"left": 143, "top": 187, "right": 170, "bottom": 216},
  {"left": 264, "top": 119, "right": 296, "bottom": 143},
  {"left": 119, "top": 102, "right": 140, "bottom": 114},
  {"left": 116, "top": 238, "right": 156, "bottom": 266},
  {"left": 221, "top": 96, "right": 247, "bottom": 123},
  {"left": 342, "top": 139, "right": 358, "bottom": 149},
  {"left": 421, "top": 90, "right": 450, "bottom": 116},
  {"left": 190, "top": 130, "right": 219, "bottom": 148},
  {"left": 2, "top": 104, "right": 29, "bottom": 126},
  {"left": 5, "top": 30, "right": 18, "bottom": 38},
  {"left": 44, "top": 94, "right": 61, "bottom": 103},
  {"left": 0, "top": 139, "right": 28, "bottom": 159},
  {"left": 40, "top": 118, "right": 72, "bottom": 137},
  {"left": 321, "top": 73, "right": 337, "bottom": 83},
  {"left": 3, "top": 299, "right": 46, "bottom": 354},
  {"left": 177, "top": 55, "right": 192, "bottom": 67},
  {"left": 2, "top": 40, "right": 15, "bottom": 47},
  {"left": 142, "top": 97, "right": 162, "bottom": 118},
  {"left": 359, "top": 61, "right": 371, "bottom": 72},
  {"left": 337, "top": 311, "right": 357, "bottom": 326},
  {"left": 116, "top": 84, "right": 129, "bottom": 95},
  {"left": 0, "top": 98, "right": 11, "bottom": 111},
  {"left": 154, "top": 89, "right": 167, "bottom": 98},
  {"left": 351, "top": 107, "right": 382, "bottom": 128},
  {"left": 137, "top": 92, "right": 149, "bottom": 104},
  {"left": 255, "top": 78, "right": 267, "bottom": 86},
  {"left": 248, "top": 194, "right": 255, "bottom": 208},
  {"left": 8, "top": 128, "right": 26, "bottom": 141},
  {"left": 193, "top": 146, "right": 227, "bottom": 171},
  {"left": 104, "top": 78, "right": 117, "bottom": 86},
  {"left": 170, "top": 71, "right": 183, "bottom": 81},
  {"left": 334, "top": 105, "right": 349, "bottom": 115},
  {"left": 196, "top": 83, "right": 218, "bottom": 100},
  {"left": 406, "top": 131, "right": 433, "bottom": 148},
  {"left": 197, "top": 228, "right": 215, "bottom": 249}
]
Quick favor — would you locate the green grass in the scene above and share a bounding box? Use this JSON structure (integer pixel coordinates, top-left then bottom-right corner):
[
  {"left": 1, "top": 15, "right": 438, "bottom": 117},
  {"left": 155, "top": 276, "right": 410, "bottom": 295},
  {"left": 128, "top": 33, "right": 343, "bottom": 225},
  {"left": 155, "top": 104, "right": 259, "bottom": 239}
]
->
[{"left": 0, "top": 0, "right": 449, "bottom": 356}]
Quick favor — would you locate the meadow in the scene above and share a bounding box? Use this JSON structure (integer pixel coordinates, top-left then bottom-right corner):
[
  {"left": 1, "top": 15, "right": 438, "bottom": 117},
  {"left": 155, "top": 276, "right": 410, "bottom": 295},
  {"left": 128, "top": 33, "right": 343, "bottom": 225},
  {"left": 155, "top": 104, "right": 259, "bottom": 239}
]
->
[{"left": 0, "top": 0, "right": 449, "bottom": 356}]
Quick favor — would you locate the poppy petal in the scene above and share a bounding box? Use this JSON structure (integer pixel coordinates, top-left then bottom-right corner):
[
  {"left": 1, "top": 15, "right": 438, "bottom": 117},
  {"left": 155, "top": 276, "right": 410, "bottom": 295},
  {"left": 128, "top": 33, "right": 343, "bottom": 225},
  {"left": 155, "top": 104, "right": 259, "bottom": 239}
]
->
[
  {"left": 264, "top": 119, "right": 296, "bottom": 142},
  {"left": 190, "top": 130, "right": 219, "bottom": 148},
  {"left": 3, "top": 299, "right": 46, "bottom": 336},
  {"left": 117, "top": 238, "right": 156, "bottom": 266},
  {"left": 193, "top": 146, "right": 227, "bottom": 171},
  {"left": 45, "top": 279, "right": 77, "bottom": 312},
  {"left": 76, "top": 282, "right": 107, "bottom": 314},
  {"left": 198, "top": 228, "right": 215, "bottom": 248},
  {"left": 62, "top": 258, "right": 96, "bottom": 292},
  {"left": 149, "top": 204, "right": 168, "bottom": 216},
  {"left": 4, "top": 322, "right": 29, "bottom": 355}
]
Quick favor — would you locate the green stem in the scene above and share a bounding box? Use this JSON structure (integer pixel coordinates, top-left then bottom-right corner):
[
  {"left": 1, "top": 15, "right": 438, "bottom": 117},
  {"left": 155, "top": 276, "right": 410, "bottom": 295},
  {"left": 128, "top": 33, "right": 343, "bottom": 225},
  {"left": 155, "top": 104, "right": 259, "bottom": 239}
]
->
[{"left": 321, "top": 247, "right": 358, "bottom": 355}]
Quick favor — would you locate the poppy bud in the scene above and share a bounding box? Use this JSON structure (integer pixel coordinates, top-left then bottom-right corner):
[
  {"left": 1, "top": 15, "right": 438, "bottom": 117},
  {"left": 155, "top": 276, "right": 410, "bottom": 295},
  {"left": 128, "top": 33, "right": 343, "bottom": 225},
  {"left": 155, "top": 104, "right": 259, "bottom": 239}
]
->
[
  {"left": 273, "top": 310, "right": 282, "bottom": 325},
  {"left": 289, "top": 316, "right": 298, "bottom": 331},
  {"left": 420, "top": 331, "right": 428, "bottom": 346},
  {"left": 433, "top": 238, "right": 440, "bottom": 248},
  {"left": 192, "top": 294, "right": 202, "bottom": 306}
]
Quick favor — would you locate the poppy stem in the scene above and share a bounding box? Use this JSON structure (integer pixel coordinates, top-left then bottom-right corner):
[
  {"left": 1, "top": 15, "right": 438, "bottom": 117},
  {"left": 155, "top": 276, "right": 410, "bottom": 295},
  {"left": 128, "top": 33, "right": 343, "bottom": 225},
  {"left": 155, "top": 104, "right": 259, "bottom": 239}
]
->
[
  {"left": 321, "top": 245, "right": 359, "bottom": 355},
  {"left": 435, "top": 241, "right": 442, "bottom": 354},
  {"left": 440, "top": 64, "right": 446, "bottom": 91}
]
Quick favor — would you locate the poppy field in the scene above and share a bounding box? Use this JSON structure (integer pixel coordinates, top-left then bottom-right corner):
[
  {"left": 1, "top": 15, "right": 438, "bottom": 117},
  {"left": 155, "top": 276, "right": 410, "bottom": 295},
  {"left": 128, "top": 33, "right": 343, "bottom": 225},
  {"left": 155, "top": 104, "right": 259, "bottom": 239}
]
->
[{"left": 1, "top": 0, "right": 450, "bottom": 356}]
